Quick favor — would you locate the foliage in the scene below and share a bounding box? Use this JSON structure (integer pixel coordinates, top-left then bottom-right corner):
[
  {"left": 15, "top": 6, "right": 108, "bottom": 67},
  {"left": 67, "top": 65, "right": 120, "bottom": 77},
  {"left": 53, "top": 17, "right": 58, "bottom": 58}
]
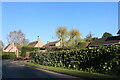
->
[
  {"left": 0, "top": 41, "right": 4, "bottom": 51},
  {"left": 1, "top": 52, "right": 16, "bottom": 59},
  {"left": 92, "top": 37, "right": 98, "bottom": 40},
  {"left": 102, "top": 32, "right": 113, "bottom": 38},
  {"left": 55, "top": 27, "right": 83, "bottom": 48},
  {"left": 56, "top": 26, "right": 68, "bottom": 46},
  {"left": 25, "top": 62, "right": 119, "bottom": 79},
  {"left": 84, "top": 32, "right": 93, "bottom": 43},
  {"left": 67, "top": 29, "right": 82, "bottom": 46},
  {"left": 46, "top": 46, "right": 76, "bottom": 52},
  {"left": 7, "top": 29, "right": 29, "bottom": 47},
  {"left": 30, "top": 45, "right": 120, "bottom": 75},
  {"left": 84, "top": 32, "right": 98, "bottom": 44},
  {"left": 75, "top": 41, "right": 88, "bottom": 48},
  {"left": 20, "top": 46, "right": 46, "bottom": 57}
]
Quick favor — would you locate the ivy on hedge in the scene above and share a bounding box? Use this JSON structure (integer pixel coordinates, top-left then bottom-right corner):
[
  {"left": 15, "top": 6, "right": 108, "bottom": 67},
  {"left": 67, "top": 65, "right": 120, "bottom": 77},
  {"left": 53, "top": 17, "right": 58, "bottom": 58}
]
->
[
  {"left": 30, "top": 45, "right": 120, "bottom": 75},
  {"left": 20, "top": 46, "right": 46, "bottom": 57}
]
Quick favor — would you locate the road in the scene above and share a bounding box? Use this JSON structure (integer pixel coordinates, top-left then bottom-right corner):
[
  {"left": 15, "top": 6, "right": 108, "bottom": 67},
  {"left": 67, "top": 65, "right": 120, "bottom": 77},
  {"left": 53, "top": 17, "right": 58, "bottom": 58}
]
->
[{"left": 2, "top": 60, "right": 81, "bottom": 79}]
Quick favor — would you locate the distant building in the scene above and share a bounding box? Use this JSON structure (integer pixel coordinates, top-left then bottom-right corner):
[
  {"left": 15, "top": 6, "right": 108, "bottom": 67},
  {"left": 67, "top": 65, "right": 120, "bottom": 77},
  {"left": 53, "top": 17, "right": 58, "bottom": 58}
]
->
[
  {"left": 87, "top": 30, "right": 120, "bottom": 47},
  {"left": 88, "top": 36, "right": 120, "bottom": 47},
  {"left": 28, "top": 40, "right": 44, "bottom": 47},
  {"left": 3, "top": 43, "right": 21, "bottom": 52},
  {"left": 117, "top": 29, "right": 120, "bottom": 36},
  {"left": 43, "top": 40, "right": 62, "bottom": 48},
  {"left": 3, "top": 43, "right": 21, "bottom": 57},
  {"left": 28, "top": 36, "right": 44, "bottom": 47}
]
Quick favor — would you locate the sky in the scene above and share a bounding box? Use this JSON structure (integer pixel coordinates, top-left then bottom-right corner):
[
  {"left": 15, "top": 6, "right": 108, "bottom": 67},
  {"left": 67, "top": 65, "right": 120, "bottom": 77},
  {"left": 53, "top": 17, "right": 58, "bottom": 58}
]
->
[{"left": 2, "top": 2, "right": 118, "bottom": 46}]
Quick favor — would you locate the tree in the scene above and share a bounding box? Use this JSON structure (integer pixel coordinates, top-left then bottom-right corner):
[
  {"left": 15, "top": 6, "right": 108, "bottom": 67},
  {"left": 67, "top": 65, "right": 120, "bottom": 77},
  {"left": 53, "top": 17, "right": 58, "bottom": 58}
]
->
[
  {"left": 56, "top": 26, "right": 68, "bottom": 46},
  {"left": 7, "top": 30, "right": 29, "bottom": 47},
  {"left": 68, "top": 29, "right": 82, "bottom": 46},
  {"left": 92, "top": 37, "right": 98, "bottom": 41},
  {"left": 102, "top": 32, "right": 113, "bottom": 38},
  {"left": 0, "top": 40, "right": 4, "bottom": 51},
  {"left": 84, "top": 32, "right": 93, "bottom": 43},
  {"left": 75, "top": 41, "right": 87, "bottom": 48}
]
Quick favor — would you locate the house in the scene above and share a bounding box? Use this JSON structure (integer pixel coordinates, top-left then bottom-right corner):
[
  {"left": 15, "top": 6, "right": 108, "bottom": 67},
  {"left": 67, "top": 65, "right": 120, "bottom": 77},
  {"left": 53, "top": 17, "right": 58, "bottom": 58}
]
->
[
  {"left": 3, "top": 43, "right": 21, "bottom": 57},
  {"left": 28, "top": 40, "right": 44, "bottom": 47},
  {"left": 88, "top": 30, "right": 120, "bottom": 47},
  {"left": 87, "top": 36, "right": 120, "bottom": 47},
  {"left": 43, "top": 40, "right": 62, "bottom": 48},
  {"left": 117, "top": 29, "right": 120, "bottom": 36}
]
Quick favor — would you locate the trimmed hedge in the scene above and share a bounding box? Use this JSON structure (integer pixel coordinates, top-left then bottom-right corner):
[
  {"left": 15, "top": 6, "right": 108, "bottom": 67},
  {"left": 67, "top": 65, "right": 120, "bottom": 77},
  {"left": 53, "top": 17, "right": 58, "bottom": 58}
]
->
[
  {"left": 46, "top": 46, "right": 76, "bottom": 52},
  {"left": 21, "top": 46, "right": 46, "bottom": 57},
  {"left": 30, "top": 45, "right": 120, "bottom": 75},
  {"left": 1, "top": 52, "right": 16, "bottom": 59}
]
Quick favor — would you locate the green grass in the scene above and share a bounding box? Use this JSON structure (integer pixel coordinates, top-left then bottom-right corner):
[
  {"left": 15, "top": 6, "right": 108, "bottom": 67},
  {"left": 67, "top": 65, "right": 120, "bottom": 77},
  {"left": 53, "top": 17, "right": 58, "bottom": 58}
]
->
[{"left": 24, "top": 62, "right": 119, "bottom": 79}]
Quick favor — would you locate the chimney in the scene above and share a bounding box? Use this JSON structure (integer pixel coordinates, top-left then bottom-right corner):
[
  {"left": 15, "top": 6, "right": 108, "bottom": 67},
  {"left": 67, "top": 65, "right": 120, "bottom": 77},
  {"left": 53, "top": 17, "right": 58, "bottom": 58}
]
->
[{"left": 37, "top": 36, "right": 40, "bottom": 41}]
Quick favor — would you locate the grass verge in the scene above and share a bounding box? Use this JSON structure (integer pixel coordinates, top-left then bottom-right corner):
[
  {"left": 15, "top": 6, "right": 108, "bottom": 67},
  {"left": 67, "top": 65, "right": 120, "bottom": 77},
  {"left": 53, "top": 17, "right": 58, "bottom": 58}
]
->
[{"left": 23, "top": 62, "right": 119, "bottom": 79}]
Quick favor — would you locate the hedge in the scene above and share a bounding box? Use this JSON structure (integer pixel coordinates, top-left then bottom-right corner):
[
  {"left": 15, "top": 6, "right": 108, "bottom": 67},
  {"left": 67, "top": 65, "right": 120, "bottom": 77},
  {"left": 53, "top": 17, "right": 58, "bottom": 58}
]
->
[
  {"left": 30, "top": 45, "right": 120, "bottom": 75},
  {"left": 1, "top": 52, "right": 16, "bottom": 59},
  {"left": 46, "top": 46, "right": 76, "bottom": 52},
  {"left": 20, "top": 46, "right": 46, "bottom": 57}
]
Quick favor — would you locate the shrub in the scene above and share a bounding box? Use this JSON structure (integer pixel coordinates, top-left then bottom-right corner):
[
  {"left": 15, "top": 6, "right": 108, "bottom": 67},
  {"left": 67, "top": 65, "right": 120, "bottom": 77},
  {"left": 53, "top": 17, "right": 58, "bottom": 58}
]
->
[
  {"left": 46, "top": 46, "right": 76, "bottom": 52},
  {"left": 20, "top": 46, "right": 46, "bottom": 57},
  {"left": 30, "top": 45, "right": 120, "bottom": 75},
  {"left": 2, "top": 52, "right": 16, "bottom": 60}
]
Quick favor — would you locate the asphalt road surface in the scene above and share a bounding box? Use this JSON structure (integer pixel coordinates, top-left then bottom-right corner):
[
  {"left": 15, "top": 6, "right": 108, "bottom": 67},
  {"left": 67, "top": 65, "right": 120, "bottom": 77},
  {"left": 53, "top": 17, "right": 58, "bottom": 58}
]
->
[{"left": 2, "top": 60, "right": 81, "bottom": 79}]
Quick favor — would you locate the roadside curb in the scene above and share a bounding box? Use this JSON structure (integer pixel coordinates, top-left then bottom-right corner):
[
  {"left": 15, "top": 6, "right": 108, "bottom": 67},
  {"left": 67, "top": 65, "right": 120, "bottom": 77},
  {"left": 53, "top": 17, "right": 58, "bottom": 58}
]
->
[{"left": 24, "top": 63, "right": 119, "bottom": 80}]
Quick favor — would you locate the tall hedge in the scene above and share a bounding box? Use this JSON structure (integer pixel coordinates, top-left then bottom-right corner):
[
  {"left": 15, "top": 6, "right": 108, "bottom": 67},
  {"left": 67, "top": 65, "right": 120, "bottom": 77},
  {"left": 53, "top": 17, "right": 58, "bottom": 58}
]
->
[
  {"left": 21, "top": 46, "right": 46, "bottom": 57},
  {"left": 30, "top": 45, "right": 120, "bottom": 75}
]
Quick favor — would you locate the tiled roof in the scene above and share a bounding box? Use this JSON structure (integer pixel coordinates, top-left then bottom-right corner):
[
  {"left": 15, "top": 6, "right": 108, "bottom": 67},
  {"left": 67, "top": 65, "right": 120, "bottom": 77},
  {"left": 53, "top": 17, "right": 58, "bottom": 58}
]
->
[
  {"left": 43, "top": 40, "right": 60, "bottom": 47},
  {"left": 4, "top": 43, "right": 21, "bottom": 50},
  {"left": 106, "top": 36, "right": 120, "bottom": 41},
  {"left": 117, "top": 30, "right": 120, "bottom": 34},
  {"left": 28, "top": 41, "right": 38, "bottom": 47},
  {"left": 4, "top": 44, "right": 10, "bottom": 50},
  {"left": 88, "top": 36, "right": 120, "bottom": 47}
]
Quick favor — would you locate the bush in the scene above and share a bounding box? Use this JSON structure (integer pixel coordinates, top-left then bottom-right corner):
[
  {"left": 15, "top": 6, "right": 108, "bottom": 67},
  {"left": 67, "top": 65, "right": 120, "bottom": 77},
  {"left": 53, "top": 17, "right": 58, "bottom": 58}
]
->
[
  {"left": 30, "top": 45, "right": 120, "bottom": 75},
  {"left": 46, "top": 46, "right": 76, "bottom": 52},
  {"left": 20, "top": 46, "right": 46, "bottom": 57},
  {"left": 2, "top": 52, "right": 16, "bottom": 60}
]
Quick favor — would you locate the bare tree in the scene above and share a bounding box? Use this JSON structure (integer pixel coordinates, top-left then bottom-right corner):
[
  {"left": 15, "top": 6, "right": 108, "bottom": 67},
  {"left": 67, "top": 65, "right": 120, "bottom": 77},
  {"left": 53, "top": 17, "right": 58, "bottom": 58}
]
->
[{"left": 7, "top": 30, "right": 29, "bottom": 47}]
